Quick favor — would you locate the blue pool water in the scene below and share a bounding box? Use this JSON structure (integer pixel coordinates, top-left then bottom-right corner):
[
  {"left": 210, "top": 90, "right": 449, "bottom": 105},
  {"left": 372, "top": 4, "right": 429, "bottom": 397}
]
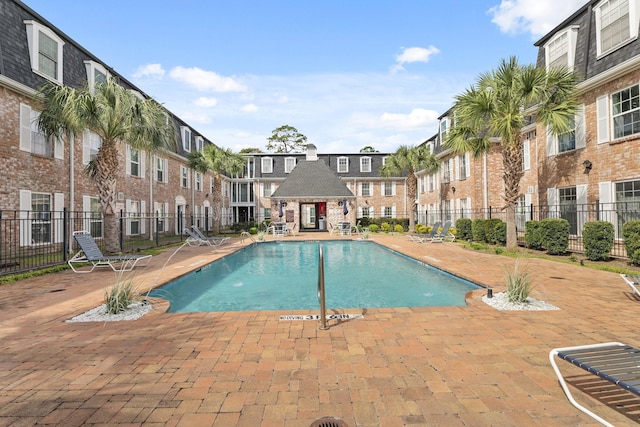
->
[{"left": 149, "top": 241, "right": 480, "bottom": 312}]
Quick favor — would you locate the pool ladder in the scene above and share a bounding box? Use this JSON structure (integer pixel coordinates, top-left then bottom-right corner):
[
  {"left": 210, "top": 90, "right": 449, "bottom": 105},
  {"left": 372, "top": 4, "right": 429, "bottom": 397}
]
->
[{"left": 318, "top": 245, "right": 329, "bottom": 330}]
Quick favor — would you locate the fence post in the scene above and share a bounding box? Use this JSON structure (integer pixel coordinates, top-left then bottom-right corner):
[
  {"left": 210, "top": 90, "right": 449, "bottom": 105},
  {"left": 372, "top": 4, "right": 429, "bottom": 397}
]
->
[
  {"left": 62, "top": 208, "right": 68, "bottom": 262},
  {"left": 489, "top": 206, "right": 492, "bottom": 219},
  {"left": 529, "top": 203, "right": 534, "bottom": 221},
  {"left": 119, "top": 209, "right": 124, "bottom": 251},
  {"left": 596, "top": 199, "right": 600, "bottom": 221},
  {"left": 155, "top": 216, "right": 160, "bottom": 247}
]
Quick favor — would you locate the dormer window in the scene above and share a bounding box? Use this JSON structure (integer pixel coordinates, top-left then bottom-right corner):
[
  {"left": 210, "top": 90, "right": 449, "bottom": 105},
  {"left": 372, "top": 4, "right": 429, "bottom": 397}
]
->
[
  {"left": 84, "top": 61, "right": 108, "bottom": 91},
  {"left": 595, "top": 0, "right": 639, "bottom": 57},
  {"left": 360, "top": 157, "right": 371, "bottom": 173},
  {"left": 337, "top": 157, "right": 349, "bottom": 173},
  {"left": 24, "top": 20, "right": 65, "bottom": 83},
  {"left": 195, "top": 136, "right": 204, "bottom": 152},
  {"left": 180, "top": 126, "right": 191, "bottom": 152},
  {"left": 545, "top": 27, "right": 579, "bottom": 70},
  {"left": 284, "top": 157, "right": 296, "bottom": 173}
]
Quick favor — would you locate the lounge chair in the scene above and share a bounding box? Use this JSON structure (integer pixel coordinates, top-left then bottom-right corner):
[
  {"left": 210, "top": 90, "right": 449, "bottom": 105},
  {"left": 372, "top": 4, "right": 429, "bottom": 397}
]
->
[
  {"left": 184, "top": 228, "right": 208, "bottom": 246},
  {"left": 408, "top": 221, "right": 442, "bottom": 243},
  {"left": 550, "top": 342, "right": 640, "bottom": 427},
  {"left": 620, "top": 274, "right": 640, "bottom": 298},
  {"left": 191, "top": 226, "right": 229, "bottom": 247},
  {"left": 351, "top": 220, "right": 361, "bottom": 235},
  {"left": 430, "top": 220, "right": 455, "bottom": 243},
  {"left": 68, "top": 231, "right": 151, "bottom": 273}
]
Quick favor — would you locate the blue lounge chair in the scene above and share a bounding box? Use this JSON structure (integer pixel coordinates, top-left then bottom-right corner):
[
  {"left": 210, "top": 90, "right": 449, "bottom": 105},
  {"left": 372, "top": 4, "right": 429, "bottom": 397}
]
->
[
  {"left": 68, "top": 231, "right": 151, "bottom": 273},
  {"left": 429, "top": 220, "right": 455, "bottom": 243}
]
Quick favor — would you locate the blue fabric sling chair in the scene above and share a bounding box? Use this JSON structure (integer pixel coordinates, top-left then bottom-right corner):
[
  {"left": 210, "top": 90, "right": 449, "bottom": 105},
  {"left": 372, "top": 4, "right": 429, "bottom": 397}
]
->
[
  {"left": 550, "top": 342, "right": 640, "bottom": 427},
  {"left": 68, "top": 231, "right": 151, "bottom": 273}
]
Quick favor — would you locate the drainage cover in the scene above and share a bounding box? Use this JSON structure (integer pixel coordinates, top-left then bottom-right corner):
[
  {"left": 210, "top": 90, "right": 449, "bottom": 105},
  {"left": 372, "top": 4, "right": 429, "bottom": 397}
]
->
[{"left": 309, "top": 417, "right": 348, "bottom": 427}]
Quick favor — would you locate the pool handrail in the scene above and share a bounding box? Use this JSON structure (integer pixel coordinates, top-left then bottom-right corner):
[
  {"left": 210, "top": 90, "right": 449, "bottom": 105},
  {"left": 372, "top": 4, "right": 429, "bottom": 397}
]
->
[{"left": 318, "top": 245, "right": 328, "bottom": 330}]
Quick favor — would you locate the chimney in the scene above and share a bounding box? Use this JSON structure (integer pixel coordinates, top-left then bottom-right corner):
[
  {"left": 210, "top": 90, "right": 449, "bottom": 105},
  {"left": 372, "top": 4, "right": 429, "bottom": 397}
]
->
[{"left": 306, "top": 144, "right": 318, "bottom": 161}]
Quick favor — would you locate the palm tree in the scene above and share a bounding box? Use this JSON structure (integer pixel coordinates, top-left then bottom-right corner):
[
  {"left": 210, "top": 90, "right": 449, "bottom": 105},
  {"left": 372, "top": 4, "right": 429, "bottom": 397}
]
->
[
  {"left": 381, "top": 144, "right": 439, "bottom": 232},
  {"left": 36, "top": 78, "right": 176, "bottom": 253},
  {"left": 445, "top": 56, "right": 578, "bottom": 247},
  {"left": 189, "top": 145, "right": 245, "bottom": 234}
]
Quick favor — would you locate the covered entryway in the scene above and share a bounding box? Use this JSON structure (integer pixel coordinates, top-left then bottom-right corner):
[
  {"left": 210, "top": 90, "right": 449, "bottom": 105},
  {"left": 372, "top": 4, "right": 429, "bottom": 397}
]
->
[{"left": 300, "top": 202, "right": 327, "bottom": 231}]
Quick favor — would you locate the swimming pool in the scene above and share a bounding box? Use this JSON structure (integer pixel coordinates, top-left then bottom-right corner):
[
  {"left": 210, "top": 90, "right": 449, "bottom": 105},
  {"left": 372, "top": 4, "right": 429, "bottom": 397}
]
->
[{"left": 149, "top": 241, "right": 480, "bottom": 312}]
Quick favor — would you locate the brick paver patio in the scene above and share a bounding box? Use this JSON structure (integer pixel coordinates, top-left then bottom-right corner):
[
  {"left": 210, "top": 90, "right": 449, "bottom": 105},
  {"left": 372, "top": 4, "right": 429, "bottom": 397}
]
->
[{"left": 1, "top": 232, "right": 639, "bottom": 426}]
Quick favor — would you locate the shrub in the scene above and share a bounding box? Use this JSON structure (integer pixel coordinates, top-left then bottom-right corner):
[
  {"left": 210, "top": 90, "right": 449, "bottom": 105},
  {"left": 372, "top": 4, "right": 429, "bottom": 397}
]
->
[
  {"left": 394, "top": 224, "right": 404, "bottom": 233},
  {"left": 484, "top": 218, "right": 503, "bottom": 244},
  {"left": 249, "top": 227, "right": 258, "bottom": 235},
  {"left": 381, "top": 222, "right": 391, "bottom": 232},
  {"left": 623, "top": 220, "right": 640, "bottom": 265},
  {"left": 583, "top": 221, "right": 614, "bottom": 261},
  {"left": 472, "top": 218, "right": 486, "bottom": 242},
  {"left": 369, "top": 224, "right": 379, "bottom": 232},
  {"left": 494, "top": 221, "right": 507, "bottom": 246},
  {"left": 416, "top": 224, "right": 428, "bottom": 234},
  {"left": 455, "top": 218, "right": 473, "bottom": 241},
  {"left": 104, "top": 277, "right": 139, "bottom": 314},
  {"left": 540, "top": 218, "right": 570, "bottom": 255},
  {"left": 505, "top": 262, "right": 532, "bottom": 303},
  {"left": 525, "top": 221, "right": 544, "bottom": 250}
]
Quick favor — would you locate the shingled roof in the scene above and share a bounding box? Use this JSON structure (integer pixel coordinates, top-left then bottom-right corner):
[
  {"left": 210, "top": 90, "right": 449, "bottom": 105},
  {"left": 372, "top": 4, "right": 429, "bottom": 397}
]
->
[{"left": 271, "top": 158, "right": 355, "bottom": 199}]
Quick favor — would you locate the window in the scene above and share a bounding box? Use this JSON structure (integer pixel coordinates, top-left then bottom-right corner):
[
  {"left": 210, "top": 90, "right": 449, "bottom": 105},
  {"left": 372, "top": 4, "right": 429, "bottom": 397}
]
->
[
  {"left": 559, "top": 187, "right": 579, "bottom": 235},
  {"left": 522, "top": 140, "right": 531, "bottom": 171},
  {"left": 360, "top": 182, "right": 371, "bottom": 197},
  {"left": 428, "top": 174, "right": 435, "bottom": 192},
  {"left": 547, "top": 105, "right": 585, "bottom": 154},
  {"left": 128, "top": 146, "right": 140, "bottom": 177},
  {"left": 89, "top": 197, "right": 103, "bottom": 238},
  {"left": 155, "top": 202, "right": 167, "bottom": 233},
  {"left": 285, "top": 157, "right": 296, "bottom": 173},
  {"left": 264, "top": 208, "right": 272, "bottom": 220},
  {"left": 262, "top": 157, "right": 273, "bottom": 173},
  {"left": 156, "top": 157, "right": 167, "bottom": 182},
  {"left": 443, "top": 159, "right": 451, "bottom": 183},
  {"left": 616, "top": 180, "right": 640, "bottom": 234},
  {"left": 195, "top": 136, "right": 204, "bottom": 152},
  {"left": 128, "top": 200, "right": 140, "bottom": 235},
  {"left": 458, "top": 154, "right": 468, "bottom": 179},
  {"left": 82, "top": 130, "right": 101, "bottom": 164},
  {"left": 558, "top": 117, "right": 577, "bottom": 153},
  {"left": 84, "top": 61, "right": 108, "bottom": 91},
  {"left": 337, "top": 157, "right": 348, "bottom": 173},
  {"left": 595, "top": 0, "right": 638, "bottom": 56},
  {"left": 261, "top": 182, "right": 274, "bottom": 197},
  {"left": 544, "top": 27, "right": 579, "bottom": 70},
  {"left": 440, "top": 117, "right": 449, "bottom": 138},
  {"left": 612, "top": 84, "right": 640, "bottom": 138},
  {"left": 360, "top": 157, "right": 371, "bottom": 173},
  {"left": 383, "top": 181, "right": 395, "bottom": 196},
  {"left": 195, "top": 172, "right": 203, "bottom": 191},
  {"left": 19, "top": 104, "right": 63, "bottom": 158},
  {"left": 24, "top": 21, "right": 65, "bottom": 83},
  {"left": 181, "top": 126, "right": 191, "bottom": 152},
  {"left": 181, "top": 166, "right": 190, "bottom": 188},
  {"left": 30, "top": 193, "right": 52, "bottom": 244}
]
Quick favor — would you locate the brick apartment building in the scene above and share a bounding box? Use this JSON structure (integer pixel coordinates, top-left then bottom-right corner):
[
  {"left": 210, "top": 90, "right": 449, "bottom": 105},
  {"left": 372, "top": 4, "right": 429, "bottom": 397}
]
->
[{"left": 417, "top": 0, "right": 640, "bottom": 240}]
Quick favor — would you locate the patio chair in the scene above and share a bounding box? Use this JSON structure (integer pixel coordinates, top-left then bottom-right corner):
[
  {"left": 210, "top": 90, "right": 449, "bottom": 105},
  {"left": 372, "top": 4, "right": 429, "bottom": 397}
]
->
[
  {"left": 68, "top": 231, "right": 152, "bottom": 273},
  {"left": 429, "top": 220, "right": 455, "bottom": 243},
  {"left": 184, "top": 228, "right": 208, "bottom": 246},
  {"left": 408, "top": 221, "right": 442, "bottom": 243},
  {"left": 620, "top": 274, "right": 640, "bottom": 298},
  {"left": 273, "top": 222, "right": 287, "bottom": 237},
  {"left": 351, "top": 220, "right": 361, "bottom": 235},
  {"left": 191, "top": 226, "right": 229, "bottom": 247}
]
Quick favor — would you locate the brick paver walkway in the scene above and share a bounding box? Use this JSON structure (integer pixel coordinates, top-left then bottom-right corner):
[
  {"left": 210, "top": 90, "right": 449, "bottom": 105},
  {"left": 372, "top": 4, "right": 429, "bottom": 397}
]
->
[{"left": 1, "top": 233, "right": 639, "bottom": 426}]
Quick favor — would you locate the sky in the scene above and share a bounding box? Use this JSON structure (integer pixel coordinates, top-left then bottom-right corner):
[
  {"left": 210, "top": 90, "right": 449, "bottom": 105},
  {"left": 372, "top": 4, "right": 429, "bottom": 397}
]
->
[{"left": 22, "top": 0, "right": 587, "bottom": 154}]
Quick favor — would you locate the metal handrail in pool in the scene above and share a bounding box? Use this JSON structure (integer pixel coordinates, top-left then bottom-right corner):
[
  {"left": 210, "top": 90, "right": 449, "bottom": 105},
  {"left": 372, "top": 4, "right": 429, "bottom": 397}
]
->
[{"left": 318, "top": 245, "right": 328, "bottom": 330}]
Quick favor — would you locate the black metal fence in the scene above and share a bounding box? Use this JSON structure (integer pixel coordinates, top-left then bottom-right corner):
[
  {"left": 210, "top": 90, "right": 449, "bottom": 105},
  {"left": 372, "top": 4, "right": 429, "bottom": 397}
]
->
[{"left": 0, "top": 209, "right": 221, "bottom": 276}]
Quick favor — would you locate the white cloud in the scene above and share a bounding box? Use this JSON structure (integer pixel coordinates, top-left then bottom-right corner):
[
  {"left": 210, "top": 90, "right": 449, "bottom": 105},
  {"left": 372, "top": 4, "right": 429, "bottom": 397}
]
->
[
  {"left": 180, "top": 111, "right": 212, "bottom": 124},
  {"left": 352, "top": 108, "right": 440, "bottom": 131},
  {"left": 194, "top": 97, "right": 218, "bottom": 108},
  {"left": 391, "top": 46, "right": 440, "bottom": 73},
  {"left": 241, "top": 103, "right": 258, "bottom": 112},
  {"left": 132, "top": 63, "right": 165, "bottom": 79},
  {"left": 169, "top": 66, "right": 247, "bottom": 92},
  {"left": 488, "top": 0, "right": 586, "bottom": 37}
]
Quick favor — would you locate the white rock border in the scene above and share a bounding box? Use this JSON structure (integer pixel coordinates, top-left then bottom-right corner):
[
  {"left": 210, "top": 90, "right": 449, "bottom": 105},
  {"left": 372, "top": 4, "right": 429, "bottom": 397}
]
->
[
  {"left": 482, "top": 291, "right": 560, "bottom": 311},
  {"left": 66, "top": 300, "right": 152, "bottom": 322}
]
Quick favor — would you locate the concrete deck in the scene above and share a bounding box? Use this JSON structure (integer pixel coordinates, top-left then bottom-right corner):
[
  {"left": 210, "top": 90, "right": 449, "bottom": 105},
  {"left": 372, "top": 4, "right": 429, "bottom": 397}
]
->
[{"left": 1, "top": 232, "right": 639, "bottom": 426}]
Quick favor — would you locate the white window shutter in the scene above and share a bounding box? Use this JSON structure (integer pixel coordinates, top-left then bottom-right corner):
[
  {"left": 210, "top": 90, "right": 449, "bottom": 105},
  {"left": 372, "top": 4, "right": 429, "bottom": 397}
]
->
[
  {"left": 596, "top": 95, "right": 610, "bottom": 144},
  {"left": 259, "top": 183, "right": 264, "bottom": 197},
  {"left": 82, "top": 130, "right": 91, "bottom": 164},
  {"left": 54, "top": 193, "right": 64, "bottom": 243},
  {"left": 358, "top": 207, "right": 363, "bottom": 217},
  {"left": 358, "top": 183, "right": 362, "bottom": 196},
  {"left": 575, "top": 105, "right": 586, "bottom": 149},
  {"left": 380, "top": 206, "right": 385, "bottom": 217},
  {"left": 140, "top": 150, "right": 146, "bottom": 179},
  {"left": 140, "top": 200, "right": 146, "bottom": 233},
  {"left": 54, "top": 136, "right": 64, "bottom": 159},
  {"left": 454, "top": 156, "right": 460, "bottom": 180},
  {"left": 392, "top": 182, "right": 396, "bottom": 196},
  {"left": 576, "top": 184, "right": 587, "bottom": 236},
  {"left": 20, "top": 104, "right": 31, "bottom": 152},
  {"left": 125, "top": 199, "right": 132, "bottom": 235},
  {"left": 392, "top": 204, "right": 397, "bottom": 217},
  {"left": 523, "top": 140, "right": 531, "bottom": 170},
  {"left": 19, "top": 190, "right": 31, "bottom": 245},
  {"left": 83, "top": 196, "right": 92, "bottom": 232},
  {"left": 546, "top": 125, "right": 556, "bottom": 157},
  {"left": 547, "top": 187, "right": 557, "bottom": 216},
  {"left": 599, "top": 181, "right": 612, "bottom": 214},
  {"left": 125, "top": 145, "right": 131, "bottom": 175},
  {"left": 465, "top": 153, "right": 471, "bottom": 178}
]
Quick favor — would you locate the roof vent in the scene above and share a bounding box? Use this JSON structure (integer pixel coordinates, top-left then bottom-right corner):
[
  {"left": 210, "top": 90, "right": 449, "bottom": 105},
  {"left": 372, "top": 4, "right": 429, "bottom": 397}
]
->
[{"left": 306, "top": 144, "right": 318, "bottom": 161}]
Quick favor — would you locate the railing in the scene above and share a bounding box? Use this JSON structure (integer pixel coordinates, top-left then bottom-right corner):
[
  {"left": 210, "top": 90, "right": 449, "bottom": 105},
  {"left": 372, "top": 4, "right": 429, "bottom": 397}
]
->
[{"left": 318, "top": 244, "right": 328, "bottom": 330}]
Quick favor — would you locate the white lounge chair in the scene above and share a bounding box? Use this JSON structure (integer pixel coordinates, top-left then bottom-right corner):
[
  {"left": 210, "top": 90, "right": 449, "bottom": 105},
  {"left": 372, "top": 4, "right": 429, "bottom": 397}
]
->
[
  {"left": 68, "top": 231, "right": 151, "bottom": 273},
  {"left": 620, "top": 274, "right": 640, "bottom": 298},
  {"left": 408, "top": 221, "right": 442, "bottom": 243},
  {"left": 191, "top": 226, "right": 229, "bottom": 246},
  {"left": 430, "top": 220, "right": 455, "bottom": 243}
]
